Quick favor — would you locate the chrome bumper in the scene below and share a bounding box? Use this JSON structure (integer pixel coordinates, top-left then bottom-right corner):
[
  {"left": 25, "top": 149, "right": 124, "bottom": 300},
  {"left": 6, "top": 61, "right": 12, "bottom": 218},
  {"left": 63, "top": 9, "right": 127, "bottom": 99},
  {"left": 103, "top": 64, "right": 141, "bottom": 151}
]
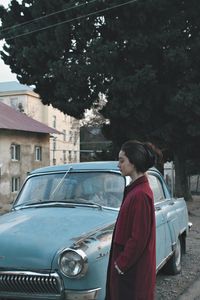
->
[
  {"left": 188, "top": 222, "right": 193, "bottom": 231},
  {"left": 64, "top": 288, "right": 101, "bottom": 300}
]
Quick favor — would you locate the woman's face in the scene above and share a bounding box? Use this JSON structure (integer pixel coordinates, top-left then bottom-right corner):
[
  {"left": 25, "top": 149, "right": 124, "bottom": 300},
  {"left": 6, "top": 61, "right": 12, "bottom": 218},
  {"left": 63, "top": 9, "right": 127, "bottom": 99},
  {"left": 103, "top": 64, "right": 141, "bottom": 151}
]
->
[{"left": 118, "top": 150, "right": 135, "bottom": 177}]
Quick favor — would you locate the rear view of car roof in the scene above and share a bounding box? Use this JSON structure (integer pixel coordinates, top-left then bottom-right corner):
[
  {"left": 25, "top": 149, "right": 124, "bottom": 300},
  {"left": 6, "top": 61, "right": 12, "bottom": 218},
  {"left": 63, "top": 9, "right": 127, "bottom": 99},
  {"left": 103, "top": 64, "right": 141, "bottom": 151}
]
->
[{"left": 30, "top": 161, "right": 119, "bottom": 175}]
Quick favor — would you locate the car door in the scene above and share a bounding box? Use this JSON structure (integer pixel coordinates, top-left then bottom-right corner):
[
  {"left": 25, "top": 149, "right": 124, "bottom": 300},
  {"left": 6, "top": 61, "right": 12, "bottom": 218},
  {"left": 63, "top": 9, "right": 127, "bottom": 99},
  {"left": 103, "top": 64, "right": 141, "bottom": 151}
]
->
[{"left": 148, "top": 174, "right": 168, "bottom": 271}]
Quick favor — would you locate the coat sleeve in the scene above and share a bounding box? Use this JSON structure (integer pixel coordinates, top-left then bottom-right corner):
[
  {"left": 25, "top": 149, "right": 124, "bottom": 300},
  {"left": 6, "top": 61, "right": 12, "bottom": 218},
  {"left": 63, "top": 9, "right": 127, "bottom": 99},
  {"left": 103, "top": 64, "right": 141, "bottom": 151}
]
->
[{"left": 115, "top": 192, "right": 153, "bottom": 272}]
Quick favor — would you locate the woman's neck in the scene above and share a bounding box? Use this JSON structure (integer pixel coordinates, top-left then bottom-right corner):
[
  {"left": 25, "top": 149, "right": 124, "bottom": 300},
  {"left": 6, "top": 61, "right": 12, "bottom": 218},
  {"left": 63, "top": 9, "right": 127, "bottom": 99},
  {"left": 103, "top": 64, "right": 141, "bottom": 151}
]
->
[{"left": 130, "top": 172, "right": 144, "bottom": 183}]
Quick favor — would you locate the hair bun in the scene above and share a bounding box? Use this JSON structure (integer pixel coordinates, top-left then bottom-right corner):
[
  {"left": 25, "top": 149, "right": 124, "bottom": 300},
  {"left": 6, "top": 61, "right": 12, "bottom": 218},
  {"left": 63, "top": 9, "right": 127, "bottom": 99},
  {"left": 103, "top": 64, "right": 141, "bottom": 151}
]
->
[
  {"left": 143, "top": 143, "right": 156, "bottom": 169},
  {"left": 143, "top": 142, "right": 163, "bottom": 169}
]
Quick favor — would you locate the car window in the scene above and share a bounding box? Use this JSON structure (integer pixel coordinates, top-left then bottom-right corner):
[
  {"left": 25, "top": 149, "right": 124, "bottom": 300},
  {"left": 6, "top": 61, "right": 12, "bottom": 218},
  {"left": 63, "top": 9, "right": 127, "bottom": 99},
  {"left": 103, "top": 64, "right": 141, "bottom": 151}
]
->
[
  {"left": 14, "top": 172, "right": 125, "bottom": 208},
  {"left": 148, "top": 174, "right": 165, "bottom": 203}
]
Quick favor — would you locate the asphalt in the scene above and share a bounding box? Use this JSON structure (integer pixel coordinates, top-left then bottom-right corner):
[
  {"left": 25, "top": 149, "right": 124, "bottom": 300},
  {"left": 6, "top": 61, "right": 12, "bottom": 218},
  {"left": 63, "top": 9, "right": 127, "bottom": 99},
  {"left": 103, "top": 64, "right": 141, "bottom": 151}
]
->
[{"left": 177, "top": 275, "right": 200, "bottom": 300}]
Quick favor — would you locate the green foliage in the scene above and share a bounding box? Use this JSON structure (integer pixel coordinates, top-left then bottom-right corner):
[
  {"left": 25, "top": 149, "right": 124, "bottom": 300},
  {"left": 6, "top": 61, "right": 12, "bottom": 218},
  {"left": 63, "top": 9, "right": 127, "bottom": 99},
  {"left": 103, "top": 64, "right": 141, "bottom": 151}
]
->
[{"left": 1, "top": 0, "right": 200, "bottom": 168}]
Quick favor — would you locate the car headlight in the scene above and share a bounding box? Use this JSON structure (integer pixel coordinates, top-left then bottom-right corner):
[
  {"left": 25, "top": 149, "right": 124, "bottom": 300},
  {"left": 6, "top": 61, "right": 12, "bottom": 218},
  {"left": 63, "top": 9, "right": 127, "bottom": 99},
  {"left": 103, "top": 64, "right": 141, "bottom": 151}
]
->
[{"left": 59, "top": 248, "right": 88, "bottom": 278}]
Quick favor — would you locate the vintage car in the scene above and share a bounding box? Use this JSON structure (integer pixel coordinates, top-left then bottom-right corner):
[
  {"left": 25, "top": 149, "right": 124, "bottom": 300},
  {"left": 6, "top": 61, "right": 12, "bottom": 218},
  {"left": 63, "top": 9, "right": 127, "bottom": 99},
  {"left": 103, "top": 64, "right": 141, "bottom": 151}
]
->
[{"left": 0, "top": 161, "right": 190, "bottom": 300}]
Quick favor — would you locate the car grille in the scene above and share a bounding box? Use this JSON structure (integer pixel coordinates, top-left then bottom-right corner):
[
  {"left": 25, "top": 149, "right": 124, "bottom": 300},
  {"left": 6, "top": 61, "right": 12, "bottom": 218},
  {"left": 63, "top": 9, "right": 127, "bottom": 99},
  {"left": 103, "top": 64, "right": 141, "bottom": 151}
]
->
[{"left": 0, "top": 271, "right": 62, "bottom": 295}]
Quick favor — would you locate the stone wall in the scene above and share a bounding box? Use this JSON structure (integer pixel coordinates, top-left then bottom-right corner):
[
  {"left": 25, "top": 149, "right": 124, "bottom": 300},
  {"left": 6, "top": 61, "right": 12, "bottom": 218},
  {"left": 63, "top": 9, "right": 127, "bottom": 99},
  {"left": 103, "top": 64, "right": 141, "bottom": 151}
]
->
[{"left": 0, "top": 130, "right": 50, "bottom": 214}]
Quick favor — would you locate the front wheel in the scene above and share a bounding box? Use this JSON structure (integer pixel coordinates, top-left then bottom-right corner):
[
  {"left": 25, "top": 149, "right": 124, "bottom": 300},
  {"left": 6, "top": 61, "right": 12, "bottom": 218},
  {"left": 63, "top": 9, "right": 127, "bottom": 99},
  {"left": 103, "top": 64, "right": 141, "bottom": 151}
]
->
[{"left": 163, "top": 237, "right": 182, "bottom": 275}]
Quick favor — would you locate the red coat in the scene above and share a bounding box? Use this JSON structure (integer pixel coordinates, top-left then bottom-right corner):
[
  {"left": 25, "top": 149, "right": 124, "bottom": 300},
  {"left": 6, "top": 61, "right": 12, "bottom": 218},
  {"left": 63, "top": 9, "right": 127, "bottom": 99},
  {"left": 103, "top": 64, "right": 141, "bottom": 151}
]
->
[{"left": 105, "top": 175, "right": 156, "bottom": 300}]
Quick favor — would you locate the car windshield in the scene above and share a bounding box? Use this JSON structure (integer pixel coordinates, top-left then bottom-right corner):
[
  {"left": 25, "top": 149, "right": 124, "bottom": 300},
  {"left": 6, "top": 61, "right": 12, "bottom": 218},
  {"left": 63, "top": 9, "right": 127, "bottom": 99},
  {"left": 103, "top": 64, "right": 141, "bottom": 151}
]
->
[{"left": 14, "top": 171, "right": 125, "bottom": 209}]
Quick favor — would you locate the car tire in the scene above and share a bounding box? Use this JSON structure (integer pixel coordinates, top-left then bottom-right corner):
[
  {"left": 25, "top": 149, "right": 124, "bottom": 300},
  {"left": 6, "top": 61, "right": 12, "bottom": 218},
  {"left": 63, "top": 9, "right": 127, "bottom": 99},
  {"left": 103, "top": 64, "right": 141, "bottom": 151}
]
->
[{"left": 163, "top": 236, "right": 182, "bottom": 275}]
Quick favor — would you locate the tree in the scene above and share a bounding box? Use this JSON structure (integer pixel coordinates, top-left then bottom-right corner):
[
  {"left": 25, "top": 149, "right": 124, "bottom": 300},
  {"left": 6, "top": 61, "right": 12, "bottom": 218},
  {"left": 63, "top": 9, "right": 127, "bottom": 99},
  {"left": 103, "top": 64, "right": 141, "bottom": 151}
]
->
[
  {"left": 1, "top": 0, "right": 200, "bottom": 200},
  {"left": 80, "top": 93, "right": 108, "bottom": 127},
  {"left": 0, "top": 0, "right": 109, "bottom": 117}
]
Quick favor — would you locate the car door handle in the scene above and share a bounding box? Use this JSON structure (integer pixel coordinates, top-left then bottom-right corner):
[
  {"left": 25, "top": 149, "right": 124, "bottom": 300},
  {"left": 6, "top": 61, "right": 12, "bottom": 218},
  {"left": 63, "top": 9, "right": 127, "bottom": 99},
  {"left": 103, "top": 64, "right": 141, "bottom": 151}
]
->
[
  {"left": 169, "top": 201, "right": 175, "bottom": 205},
  {"left": 155, "top": 206, "right": 161, "bottom": 211}
]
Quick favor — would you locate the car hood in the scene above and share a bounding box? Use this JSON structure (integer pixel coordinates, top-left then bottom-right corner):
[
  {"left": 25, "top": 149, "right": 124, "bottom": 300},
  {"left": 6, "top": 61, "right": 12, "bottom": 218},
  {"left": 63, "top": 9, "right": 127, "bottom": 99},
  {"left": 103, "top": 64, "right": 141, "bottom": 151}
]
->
[{"left": 0, "top": 206, "right": 117, "bottom": 270}]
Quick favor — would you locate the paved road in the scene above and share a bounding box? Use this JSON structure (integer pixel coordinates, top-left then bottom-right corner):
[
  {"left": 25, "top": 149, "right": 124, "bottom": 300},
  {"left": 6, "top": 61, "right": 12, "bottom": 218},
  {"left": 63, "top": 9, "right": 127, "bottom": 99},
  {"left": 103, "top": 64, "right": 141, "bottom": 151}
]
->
[{"left": 177, "top": 276, "right": 200, "bottom": 300}]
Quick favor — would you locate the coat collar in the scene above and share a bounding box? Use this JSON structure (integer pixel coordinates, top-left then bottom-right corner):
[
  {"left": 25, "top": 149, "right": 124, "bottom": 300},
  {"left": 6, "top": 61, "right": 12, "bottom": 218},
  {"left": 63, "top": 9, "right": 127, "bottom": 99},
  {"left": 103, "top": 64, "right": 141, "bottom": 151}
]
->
[{"left": 125, "top": 174, "right": 148, "bottom": 193}]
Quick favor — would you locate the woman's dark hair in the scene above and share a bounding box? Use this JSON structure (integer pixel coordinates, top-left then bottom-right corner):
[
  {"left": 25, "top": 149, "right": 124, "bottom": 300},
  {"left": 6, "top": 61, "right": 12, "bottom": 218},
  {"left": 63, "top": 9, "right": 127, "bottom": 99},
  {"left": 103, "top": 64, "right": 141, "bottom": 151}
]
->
[{"left": 120, "top": 140, "right": 160, "bottom": 173}]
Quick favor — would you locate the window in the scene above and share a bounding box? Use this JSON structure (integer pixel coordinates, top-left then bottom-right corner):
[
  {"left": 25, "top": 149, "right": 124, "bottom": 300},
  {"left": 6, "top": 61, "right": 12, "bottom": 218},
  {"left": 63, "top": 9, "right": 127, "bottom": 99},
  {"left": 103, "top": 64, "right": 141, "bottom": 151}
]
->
[
  {"left": 53, "top": 138, "right": 56, "bottom": 150},
  {"left": 35, "top": 146, "right": 42, "bottom": 161},
  {"left": 14, "top": 172, "right": 125, "bottom": 208},
  {"left": 63, "top": 150, "right": 67, "bottom": 163},
  {"left": 11, "top": 177, "right": 20, "bottom": 192},
  {"left": 68, "top": 150, "right": 72, "bottom": 161},
  {"left": 148, "top": 174, "right": 165, "bottom": 203},
  {"left": 63, "top": 130, "right": 66, "bottom": 141},
  {"left": 69, "top": 131, "right": 73, "bottom": 142},
  {"left": 11, "top": 144, "right": 20, "bottom": 160},
  {"left": 74, "top": 151, "right": 77, "bottom": 161},
  {"left": 10, "top": 97, "right": 19, "bottom": 109},
  {"left": 53, "top": 115, "right": 56, "bottom": 128},
  {"left": 74, "top": 131, "right": 79, "bottom": 145}
]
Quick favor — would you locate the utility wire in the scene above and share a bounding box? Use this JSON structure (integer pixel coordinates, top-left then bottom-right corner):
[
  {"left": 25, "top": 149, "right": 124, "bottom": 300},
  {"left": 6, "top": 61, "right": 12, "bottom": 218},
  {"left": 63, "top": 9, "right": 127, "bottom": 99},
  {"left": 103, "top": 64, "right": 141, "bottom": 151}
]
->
[
  {"left": 0, "top": 0, "right": 98, "bottom": 33},
  {"left": 1, "top": 0, "right": 137, "bottom": 41}
]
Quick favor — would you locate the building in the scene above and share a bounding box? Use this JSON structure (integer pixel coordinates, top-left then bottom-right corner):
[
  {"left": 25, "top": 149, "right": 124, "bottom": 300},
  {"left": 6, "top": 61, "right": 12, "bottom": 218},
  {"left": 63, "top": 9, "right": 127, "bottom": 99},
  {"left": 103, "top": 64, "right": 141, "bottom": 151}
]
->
[
  {"left": 0, "top": 81, "right": 80, "bottom": 165},
  {"left": 0, "top": 102, "right": 59, "bottom": 212},
  {"left": 80, "top": 125, "right": 112, "bottom": 161}
]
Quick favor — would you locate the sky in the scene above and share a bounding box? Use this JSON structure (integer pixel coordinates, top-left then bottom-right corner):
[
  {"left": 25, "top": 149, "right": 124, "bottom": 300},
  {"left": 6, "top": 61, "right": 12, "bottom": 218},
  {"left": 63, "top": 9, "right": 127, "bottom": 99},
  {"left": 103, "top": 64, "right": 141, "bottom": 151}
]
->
[{"left": 0, "top": 0, "right": 18, "bottom": 82}]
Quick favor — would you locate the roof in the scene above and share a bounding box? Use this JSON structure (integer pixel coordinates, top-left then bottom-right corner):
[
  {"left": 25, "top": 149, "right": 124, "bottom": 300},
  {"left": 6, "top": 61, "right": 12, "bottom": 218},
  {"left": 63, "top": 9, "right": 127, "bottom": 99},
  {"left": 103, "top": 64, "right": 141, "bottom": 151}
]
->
[
  {"left": 30, "top": 161, "right": 159, "bottom": 175},
  {"left": 0, "top": 102, "right": 60, "bottom": 134},
  {"left": 0, "top": 81, "right": 33, "bottom": 93},
  {"left": 30, "top": 161, "right": 120, "bottom": 174}
]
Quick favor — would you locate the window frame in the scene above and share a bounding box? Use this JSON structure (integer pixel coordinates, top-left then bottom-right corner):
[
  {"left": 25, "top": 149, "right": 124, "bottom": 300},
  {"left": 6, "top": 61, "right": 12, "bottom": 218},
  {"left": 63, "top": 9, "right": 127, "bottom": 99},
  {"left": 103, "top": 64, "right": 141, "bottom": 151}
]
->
[
  {"left": 11, "top": 176, "right": 20, "bottom": 193},
  {"left": 147, "top": 174, "right": 166, "bottom": 204},
  {"left": 63, "top": 130, "right": 66, "bottom": 141},
  {"left": 11, "top": 144, "right": 20, "bottom": 161},
  {"left": 35, "top": 146, "right": 42, "bottom": 161},
  {"left": 63, "top": 150, "right": 67, "bottom": 163},
  {"left": 52, "top": 115, "right": 56, "bottom": 128}
]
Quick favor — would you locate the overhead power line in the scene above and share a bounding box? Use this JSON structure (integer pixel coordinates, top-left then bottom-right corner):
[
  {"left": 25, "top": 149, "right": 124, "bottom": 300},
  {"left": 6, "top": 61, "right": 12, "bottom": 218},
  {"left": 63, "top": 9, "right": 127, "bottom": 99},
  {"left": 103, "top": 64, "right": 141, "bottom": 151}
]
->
[
  {"left": 0, "top": 0, "right": 98, "bottom": 33},
  {"left": 1, "top": 0, "right": 137, "bottom": 41}
]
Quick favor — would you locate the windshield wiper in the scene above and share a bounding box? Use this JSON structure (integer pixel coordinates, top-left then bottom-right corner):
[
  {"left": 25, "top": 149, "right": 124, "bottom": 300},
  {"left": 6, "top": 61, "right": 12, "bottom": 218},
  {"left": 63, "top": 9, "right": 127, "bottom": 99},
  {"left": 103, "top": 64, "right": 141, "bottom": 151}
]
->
[
  {"left": 14, "top": 201, "right": 76, "bottom": 210},
  {"left": 57, "top": 198, "right": 103, "bottom": 210},
  {"left": 49, "top": 167, "right": 73, "bottom": 201},
  {"left": 75, "top": 200, "right": 103, "bottom": 210}
]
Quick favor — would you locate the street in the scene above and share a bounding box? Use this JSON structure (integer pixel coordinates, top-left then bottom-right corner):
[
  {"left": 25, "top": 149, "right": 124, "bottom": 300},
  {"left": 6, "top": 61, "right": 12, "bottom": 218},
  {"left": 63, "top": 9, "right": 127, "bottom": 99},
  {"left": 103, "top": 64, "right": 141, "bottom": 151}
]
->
[
  {"left": 156, "top": 196, "right": 200, "bottom": 300},
  {"left": 178, "top": 276, "right": 200, "bottom": 300}
]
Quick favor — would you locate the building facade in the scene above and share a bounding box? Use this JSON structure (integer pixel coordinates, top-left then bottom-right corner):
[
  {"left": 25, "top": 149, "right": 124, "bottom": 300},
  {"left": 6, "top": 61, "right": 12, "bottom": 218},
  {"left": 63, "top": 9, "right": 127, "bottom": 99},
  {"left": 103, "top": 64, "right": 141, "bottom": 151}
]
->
[
  {"left": 80, "top": 126, "right": 112, "bottom": 161},
  {"left": 0, "top": 81, "right": 80, "bottom": 165},
  {"left": 0, "top": 102, "right": 59, "bottom": 213}
]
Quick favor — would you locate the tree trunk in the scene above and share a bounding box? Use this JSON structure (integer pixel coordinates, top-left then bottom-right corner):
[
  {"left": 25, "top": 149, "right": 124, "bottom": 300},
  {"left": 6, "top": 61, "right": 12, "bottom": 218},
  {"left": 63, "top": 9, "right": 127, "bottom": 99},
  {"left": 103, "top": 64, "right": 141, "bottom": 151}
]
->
[{"left": 174, "top": 152, "right": 193, "bottom": 201}]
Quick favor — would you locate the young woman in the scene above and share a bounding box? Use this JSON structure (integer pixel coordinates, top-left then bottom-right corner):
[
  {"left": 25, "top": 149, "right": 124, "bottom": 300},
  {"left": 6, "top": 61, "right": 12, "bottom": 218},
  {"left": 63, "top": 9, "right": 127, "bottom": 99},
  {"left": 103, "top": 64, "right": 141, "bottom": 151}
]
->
[{"left": 105, "top": 140, "right": 158, "bottom": 300}]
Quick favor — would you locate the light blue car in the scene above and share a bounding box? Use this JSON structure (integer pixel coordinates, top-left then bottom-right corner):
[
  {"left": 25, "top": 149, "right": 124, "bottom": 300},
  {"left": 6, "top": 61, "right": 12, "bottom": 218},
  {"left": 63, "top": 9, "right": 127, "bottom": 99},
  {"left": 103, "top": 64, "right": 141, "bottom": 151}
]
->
[{"left": 0, "top": 162, "right": 190, "bottom": 300}]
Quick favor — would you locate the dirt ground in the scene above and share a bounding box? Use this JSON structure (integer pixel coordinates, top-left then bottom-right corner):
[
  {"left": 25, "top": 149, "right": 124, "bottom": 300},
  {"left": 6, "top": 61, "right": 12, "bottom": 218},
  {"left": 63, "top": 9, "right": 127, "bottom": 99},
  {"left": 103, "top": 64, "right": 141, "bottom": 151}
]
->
[{"left": 155, "top": 195, "right": 200, "bottom": 300}]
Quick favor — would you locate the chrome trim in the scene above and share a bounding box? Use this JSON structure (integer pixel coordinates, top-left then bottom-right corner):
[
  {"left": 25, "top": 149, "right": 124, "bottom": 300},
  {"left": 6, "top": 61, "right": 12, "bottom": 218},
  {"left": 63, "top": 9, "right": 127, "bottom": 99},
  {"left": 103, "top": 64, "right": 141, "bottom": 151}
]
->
[
  {"left": 71, "top": 222, "right": 114, "bottom": 249},
  {"left": 156, "top": 251, "right": 174, "bottom": 273},
  {"left": 64, "top": 288, "right": 101, "bottom": 300},
  {"left": 0, "top": 271, "right": 63, "bottom": 296},
  {"left": 180, "top": 226, "right": 187, "bottom": 235},
  {"left": 13, "top": 169, "right": 123, "bottom": 209},
  {"left": 188, "top": 222, "right": 193, "bottom": 231},
  {"left": 59, "top": 248, "right": 88, "bottom": 279}
]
